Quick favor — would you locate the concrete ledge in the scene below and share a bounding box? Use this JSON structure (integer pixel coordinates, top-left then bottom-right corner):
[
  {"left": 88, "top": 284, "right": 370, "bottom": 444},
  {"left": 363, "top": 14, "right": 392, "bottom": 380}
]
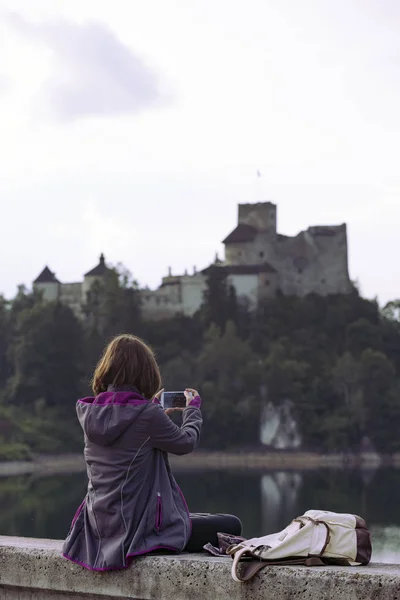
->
[{"left": 0, "top": 536, "right": 400, "bottom": 600}]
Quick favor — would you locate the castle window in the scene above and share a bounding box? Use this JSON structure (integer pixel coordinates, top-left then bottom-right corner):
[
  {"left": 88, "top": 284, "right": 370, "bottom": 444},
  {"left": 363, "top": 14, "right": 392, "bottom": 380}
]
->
[
  {"left": 321, "top": 278, "right": 326, "bottom": 284},
  {"left": 298, "top": 268, "right": 303, "bottom": 275},
  {"left": 265, "top": 280, "right": 270, "bottom": 286},
  {"left": 259, "top": 251, "right": 264, "bottom": 258}
]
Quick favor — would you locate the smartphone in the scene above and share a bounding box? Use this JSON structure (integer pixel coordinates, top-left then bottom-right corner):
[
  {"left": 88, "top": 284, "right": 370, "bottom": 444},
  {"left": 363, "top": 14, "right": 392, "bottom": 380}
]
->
[{"left": 160, "top": 391, "right": 190, "bottom": 410}]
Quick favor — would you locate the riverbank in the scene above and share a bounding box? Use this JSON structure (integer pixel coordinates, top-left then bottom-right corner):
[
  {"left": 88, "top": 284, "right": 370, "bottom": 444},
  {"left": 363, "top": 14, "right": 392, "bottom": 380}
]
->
[{"left": 2, "top": 449, "right": 400, "bottom": 477}]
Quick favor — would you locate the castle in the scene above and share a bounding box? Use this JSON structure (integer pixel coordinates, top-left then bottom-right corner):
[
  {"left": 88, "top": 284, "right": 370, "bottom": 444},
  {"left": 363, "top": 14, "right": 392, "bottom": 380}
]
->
[{"left": 33, "top": 202, "right": 353, "bottom": 320}]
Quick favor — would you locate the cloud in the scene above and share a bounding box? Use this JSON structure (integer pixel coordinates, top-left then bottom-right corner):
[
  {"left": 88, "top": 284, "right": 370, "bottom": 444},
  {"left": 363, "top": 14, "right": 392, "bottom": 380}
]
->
[
  {"left": 6, "top": 13, "right": 162, "bottom": 121},
  {"left": 0, "top": 74, "right": 10, "bottom": 94}
]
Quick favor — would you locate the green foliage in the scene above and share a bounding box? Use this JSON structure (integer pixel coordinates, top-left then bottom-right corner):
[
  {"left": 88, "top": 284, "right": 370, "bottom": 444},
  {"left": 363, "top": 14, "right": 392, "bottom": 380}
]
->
[
  {"left": 194, "top": 322, "right": 262, "bottom": 448},
  {"left": 8, "top": 301, "right": 84, "bottom": 408},
  {"left": 382, "top": 300, "right": 400, "bottom": 322},
  {"left": 0, "top": 295, "right": 11, "bottom": 389},
  {"left": 83, "top": 266, "right": 142, "bottom": 372},
  {"left": 199, "top": 267, "right": 241, "bottom": 332},
  {"left": 0, "top": 443, "right": 32, "bottom": 461},
  {"left": 0, "top": 266, "right": 400, "bottom": 459}
]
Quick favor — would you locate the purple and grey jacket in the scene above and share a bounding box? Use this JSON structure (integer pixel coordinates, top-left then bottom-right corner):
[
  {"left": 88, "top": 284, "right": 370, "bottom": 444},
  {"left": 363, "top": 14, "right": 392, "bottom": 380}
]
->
[{"left": 62, "top": 387, "right": 202, "bottom": 571}]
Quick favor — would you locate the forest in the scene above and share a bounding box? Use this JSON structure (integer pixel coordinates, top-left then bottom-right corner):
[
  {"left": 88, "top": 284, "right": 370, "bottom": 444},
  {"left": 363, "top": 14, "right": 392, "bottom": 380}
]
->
[{"left": 0, "top": 265, "right": 399, "bottom": 460}]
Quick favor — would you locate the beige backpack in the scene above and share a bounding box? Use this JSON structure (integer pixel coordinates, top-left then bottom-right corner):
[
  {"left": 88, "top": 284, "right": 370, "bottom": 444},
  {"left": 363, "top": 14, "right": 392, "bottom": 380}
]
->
[{"left": 227, "top": 510, "right": 372, "bottom": 582}]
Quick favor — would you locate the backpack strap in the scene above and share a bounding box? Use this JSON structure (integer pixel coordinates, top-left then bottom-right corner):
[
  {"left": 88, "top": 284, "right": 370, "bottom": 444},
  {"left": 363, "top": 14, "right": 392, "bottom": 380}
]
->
[{"left": 231, "top": 548, "right": 325, "bottom": 582}]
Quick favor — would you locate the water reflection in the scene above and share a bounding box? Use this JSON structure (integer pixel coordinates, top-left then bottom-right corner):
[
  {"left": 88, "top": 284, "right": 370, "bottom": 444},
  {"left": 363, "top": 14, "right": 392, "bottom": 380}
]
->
[
  {"left": 0, "top": 473, "right": 87, "bottom": 539},
  {"left": 260, "top": 472, "right": 302, "bottom": 533},
  {"left": 0, "top": 468, "right": 399, "bottom": 562}
]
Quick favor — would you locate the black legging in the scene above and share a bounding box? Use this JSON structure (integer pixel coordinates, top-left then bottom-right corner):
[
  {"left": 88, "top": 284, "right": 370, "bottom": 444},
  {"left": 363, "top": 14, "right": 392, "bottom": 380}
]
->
[{"left": 184, "top": 513, "right": 242, "bottom": 552}]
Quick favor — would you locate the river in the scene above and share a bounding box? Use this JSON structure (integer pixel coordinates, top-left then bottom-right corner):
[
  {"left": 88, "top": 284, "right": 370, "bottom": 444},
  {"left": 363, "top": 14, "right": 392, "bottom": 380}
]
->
[{"left": 0, "top": 467, "right": 398, "bottom": 562}]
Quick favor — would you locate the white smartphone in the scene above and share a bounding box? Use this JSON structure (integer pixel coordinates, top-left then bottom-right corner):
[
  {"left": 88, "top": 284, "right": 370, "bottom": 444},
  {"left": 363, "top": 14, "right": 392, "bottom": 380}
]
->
[{"left": 160, "top": 391, "right": 192, "bottom": 410}]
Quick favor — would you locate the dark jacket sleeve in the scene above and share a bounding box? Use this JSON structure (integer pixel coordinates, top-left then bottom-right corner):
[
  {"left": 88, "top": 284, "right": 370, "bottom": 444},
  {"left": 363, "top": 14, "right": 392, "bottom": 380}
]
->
[{"left": 147, "top": 401, "right": 203, "bottom": 456}]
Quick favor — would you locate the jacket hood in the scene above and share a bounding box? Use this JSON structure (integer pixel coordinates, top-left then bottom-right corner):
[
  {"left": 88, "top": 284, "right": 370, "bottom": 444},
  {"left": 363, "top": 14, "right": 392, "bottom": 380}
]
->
[{"left": 76, "top": 391, "right": 151, "bottom": 446}]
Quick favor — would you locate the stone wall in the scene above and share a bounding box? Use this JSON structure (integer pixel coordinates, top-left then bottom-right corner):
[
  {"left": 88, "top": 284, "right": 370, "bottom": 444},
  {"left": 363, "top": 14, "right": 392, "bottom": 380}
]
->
[
  {"left": 141, "top": 274, "right": 206, "bottom": 319},
  {"left": 59, "top": 283, "right": 84, "bottom": 318},
  {"left": 0, "top": 536, "right": 398, "bottom": 600},
  {"left": 224, "top": 224, "right": 352, "bottom": 297},
  {"left": 275, "top": 224, "right": 352, "bottom": 296},
  {"left": 238, "top": 202, "right": 277, "bottom": 233},
  {"left": 34, "top": 281, "right": 60, "bottom": 302},
  {"left": 225, "top": 234, "right": 276, "bottom": 266},
  {"left": 227, "top": 273, "right": 259, "bottom": 309}
]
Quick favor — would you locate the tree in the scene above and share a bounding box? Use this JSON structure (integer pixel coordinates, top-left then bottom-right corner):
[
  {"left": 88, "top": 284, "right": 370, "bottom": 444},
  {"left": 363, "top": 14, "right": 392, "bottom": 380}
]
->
[
  {"left": 195, "top": 322, "right": 261, "bottom": 448},
  {"left": 200, "top": 267, "right": 238, "bottom": 332},
  {"left": 345, "top": 319, "right": 382, "bottom": 357},
  {"left": 83, "top": 265, "right": 142, "bottom": 371},
  {"left": 1, "top": 269, "right": 400, "bottom": 457},
  {"left": 382, "top": 300, "right": 400, "bottom": 323},
  {"left": 357, "top": 348, "right": 396, "bottom": 449},
  {"left": 0, "top": 296, "right": 11, "bottom": 391},
  {"left": 143, "top": 315, "right": 202, "bottom": 365},
  {"left": 7, "top": 301, "right": 84, "bottom": 409},
  {"left": 160, "top": 352, "right": 196, "bottom": 390},
  {"left": 332, "top": 352, "right": 361, "bottom": 410},
  {"left": 358, "top": 349, "right": 395, "bottom": 406}
]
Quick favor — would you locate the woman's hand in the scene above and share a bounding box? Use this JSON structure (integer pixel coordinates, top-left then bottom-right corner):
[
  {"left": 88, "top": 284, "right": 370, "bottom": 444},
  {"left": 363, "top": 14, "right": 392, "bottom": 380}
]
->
[
  {"left": 165, "top": 407, "right": 183, "bottom": 416},
  {"left": 153, "top": 388, "right": 164, "bottom": 404},
  {"left": 184, "top": 388, "right": 199, "bottom": 406},
  {"left": 167, "top": 388, "right": 199, "bottom": 414}
]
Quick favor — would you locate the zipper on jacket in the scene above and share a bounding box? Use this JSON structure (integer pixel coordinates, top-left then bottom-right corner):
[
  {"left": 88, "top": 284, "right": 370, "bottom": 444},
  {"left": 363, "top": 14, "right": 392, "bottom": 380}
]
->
[{"left": 155, "top": 492, "right": 162, "bottom": 532}]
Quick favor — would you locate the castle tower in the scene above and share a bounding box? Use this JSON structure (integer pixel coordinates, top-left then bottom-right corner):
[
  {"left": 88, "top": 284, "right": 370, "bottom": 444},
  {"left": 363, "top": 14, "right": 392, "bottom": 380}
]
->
[
  {"left": 82, "top": 253, "right": 110, "bottom": 299},
  {"left": 238, "top": 202, "right": 277, "bottom": 234},
  {"left": 223, "top": 202, "right": 277, "bottom": 265},
  {"left": 33, "top": 266, "right": 60, "bottom": 301}
]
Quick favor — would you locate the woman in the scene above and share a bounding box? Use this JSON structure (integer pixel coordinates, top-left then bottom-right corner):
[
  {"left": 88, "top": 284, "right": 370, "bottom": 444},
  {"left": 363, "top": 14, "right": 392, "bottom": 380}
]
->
[{"left": 62, "top": 334, "right": 242, "bottom": 571}]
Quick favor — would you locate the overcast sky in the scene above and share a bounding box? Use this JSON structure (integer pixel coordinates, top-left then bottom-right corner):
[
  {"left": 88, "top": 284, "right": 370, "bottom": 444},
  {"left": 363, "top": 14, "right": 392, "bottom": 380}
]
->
[{"left": 0, "top": 0, "right": 399, "bottom": 304}]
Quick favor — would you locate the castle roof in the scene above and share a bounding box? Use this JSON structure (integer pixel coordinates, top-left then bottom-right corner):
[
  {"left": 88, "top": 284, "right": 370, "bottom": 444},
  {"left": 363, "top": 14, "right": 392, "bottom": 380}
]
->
[
  {"left": 223, "top": 224, "right": 257, "bottom": 244},
  {"left": 202, "top": 262, "right": 277, "bottom": 276},
  {"left": 33, "top": 266, "right": 60, "bottom": 284},
  {"left": 84, "top": 253, "right": 109, "bottom": 277}
]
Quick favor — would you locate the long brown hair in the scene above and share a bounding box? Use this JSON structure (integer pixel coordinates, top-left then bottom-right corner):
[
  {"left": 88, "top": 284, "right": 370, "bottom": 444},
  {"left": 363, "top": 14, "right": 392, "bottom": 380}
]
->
[{"left": 91, "top": 334, "right": 161, "bottom": 399}]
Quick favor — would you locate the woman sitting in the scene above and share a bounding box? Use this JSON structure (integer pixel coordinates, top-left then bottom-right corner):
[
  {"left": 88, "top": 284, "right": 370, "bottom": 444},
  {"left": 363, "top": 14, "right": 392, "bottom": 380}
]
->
[{"left": 63, "top": 334, "right": 242, "bottom": 571}]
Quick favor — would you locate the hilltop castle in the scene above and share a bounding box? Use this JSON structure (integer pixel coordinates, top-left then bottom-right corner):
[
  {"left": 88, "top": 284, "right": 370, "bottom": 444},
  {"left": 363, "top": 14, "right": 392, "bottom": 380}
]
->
[{"left": 33, "top": 202, "right": 353, "bottom": 320}]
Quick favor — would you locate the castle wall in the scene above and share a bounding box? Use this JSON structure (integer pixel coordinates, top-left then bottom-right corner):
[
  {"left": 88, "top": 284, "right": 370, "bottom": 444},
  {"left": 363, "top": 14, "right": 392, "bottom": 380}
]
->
[
  {"left": 238, "top": 202, "right": 277, "bottom": 232},
  {"left": 141, "top": 274, "right": 206, "bottom": 321},
  {"left": 227, "top": 274, "right": 259, "bottom": 309},
  {"left": 59, "top": 283, "right": 84, "bottom": 318},
  {"left": 225, "top": 242, "right": 253, "bottom": 265},
  {"left": 248, "top": 233, "right": 277, "bottom": 264},
  {"left": 141, "top": 289, "right": 181, "bottom": 321},
  {"left": 180, "top": 274, "right": 206, "bottom": 316},
  {"left": 224, "top": 223, "right": 352, "bottom": 298},
  {"left": 274, "top": 225, "right": 352, "bottom": 296},
  {"left": 225, "top": 234, "right": 276, "bottom": 265},
  {"left": 258, "top": 271, "right": 279, "bottom": 300},
  {"left": 82, "top": 275, "right": 102, "bottom": 301},
  {"left": 34, "top": 282, "right": 59, "bottom": 302}
]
